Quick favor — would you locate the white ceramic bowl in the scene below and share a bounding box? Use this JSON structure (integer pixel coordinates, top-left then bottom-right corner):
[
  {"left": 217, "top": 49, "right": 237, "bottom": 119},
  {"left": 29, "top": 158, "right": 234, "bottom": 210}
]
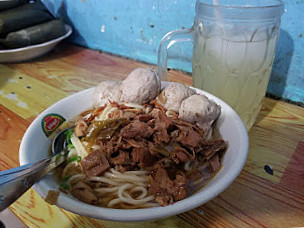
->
[
  {"left": 19, "top": 82, "right": 249, "bottom": 221},
  {"left": 0, "top": 24, "right": 72, "bottom": 63}
]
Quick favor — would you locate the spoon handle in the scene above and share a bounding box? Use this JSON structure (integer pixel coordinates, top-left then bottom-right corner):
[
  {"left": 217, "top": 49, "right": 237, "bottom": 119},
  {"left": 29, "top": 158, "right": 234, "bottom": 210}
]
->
[{"left": 0, "top": 153, "right": 65, "bottom": 211}]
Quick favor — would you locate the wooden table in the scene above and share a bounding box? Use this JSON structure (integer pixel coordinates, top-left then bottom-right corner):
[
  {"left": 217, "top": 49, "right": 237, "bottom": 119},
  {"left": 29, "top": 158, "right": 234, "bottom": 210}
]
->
[{"left": 0, "top": 43, "right": 303, "bottom": 228}]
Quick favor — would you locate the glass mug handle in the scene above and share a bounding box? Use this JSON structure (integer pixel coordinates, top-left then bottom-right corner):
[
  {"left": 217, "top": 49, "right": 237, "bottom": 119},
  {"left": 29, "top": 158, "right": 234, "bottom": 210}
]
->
[{"left": 157, "top": 27, "right": 194, "bottom": 81}]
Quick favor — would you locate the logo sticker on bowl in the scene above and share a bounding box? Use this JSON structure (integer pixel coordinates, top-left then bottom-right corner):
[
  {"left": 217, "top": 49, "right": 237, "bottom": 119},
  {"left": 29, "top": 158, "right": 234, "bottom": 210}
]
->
[{"left": 41, "top": 113, "right": 66, "bottom": 137}]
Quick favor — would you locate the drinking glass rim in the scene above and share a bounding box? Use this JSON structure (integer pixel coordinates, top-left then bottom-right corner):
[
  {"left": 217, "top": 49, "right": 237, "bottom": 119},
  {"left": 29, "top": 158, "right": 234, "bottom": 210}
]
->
[
  {"left": 196, "top": 0, "right": 284, "bottom": 10},
  {"left": 195, "top": 0, "right": 284, "bottom": 20}
]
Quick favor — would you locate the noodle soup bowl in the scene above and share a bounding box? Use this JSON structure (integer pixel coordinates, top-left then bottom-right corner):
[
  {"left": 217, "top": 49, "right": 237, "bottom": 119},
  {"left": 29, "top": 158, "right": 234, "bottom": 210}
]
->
[{"left": 19, "top": 82, "right": 249, "bottom": 221}]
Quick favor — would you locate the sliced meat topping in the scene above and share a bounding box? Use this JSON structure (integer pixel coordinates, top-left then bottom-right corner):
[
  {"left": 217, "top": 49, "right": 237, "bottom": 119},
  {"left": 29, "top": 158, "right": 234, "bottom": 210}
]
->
[
  {"left": 148, "top": 167, "right": 188, "bottom": 206},
  {"left": 81, "top": 150, "right": 110, "bottom": 177},
  {"left": 168, "top": 174, "right": 188, "bottom": 201},
  {"left": 153, "top": 128, "right": 171, "bottom": 144},
  {"left": 99, "top": 134, "right": 122, "bottom": 158},
  {"left": 180, "top": 128, "right": 203, "bottom": 148},
  {"left": 197, "top": 139, "right": 227, "bottom": 160},
  {"left": 70, "top": 181, "right": 99, "bottom": 205},
  {"left": 135, "top": 114, "right": 153, "bottom": 122},
  {"left": 209, "top": 154, "right": 221, "bottom": 172},
  {"left": 71, "top": 102, "right": 227, "bottom": 207},
  {"left": 174, "top": 125, "right": 203, "bottom": 148},
  {"left": 120, "top": 120, "right": 154, "bottom": 139},
  {"left": 132, "top": 146, "right": 155, "bottom": 168},
  {"left": 110, "top": 150, "right": 131, "bottom": 166},
  {"left": 171, "top": 145, "right": 193, "bottom": 164}
]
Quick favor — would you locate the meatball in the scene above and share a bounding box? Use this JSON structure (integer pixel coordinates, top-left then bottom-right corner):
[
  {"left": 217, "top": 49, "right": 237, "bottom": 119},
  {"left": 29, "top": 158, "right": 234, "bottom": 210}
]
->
[
  {"left": 179, "top": 94, "right": 221, "bottom": 133},
  {"left": 93, "top": 80, "right": 121, "bottom": 108},
  {"left": 157, "top": 82, "right": 196, "bottom": 112},
  {"left": 120, "top": 68, "right": 161, "bottom": 104}
]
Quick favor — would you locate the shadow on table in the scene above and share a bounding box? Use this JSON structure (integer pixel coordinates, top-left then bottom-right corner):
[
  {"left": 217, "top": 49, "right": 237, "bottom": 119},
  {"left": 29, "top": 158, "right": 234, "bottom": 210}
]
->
[{"left": 254, "top": 29, "right": 294, "bottom": 127}]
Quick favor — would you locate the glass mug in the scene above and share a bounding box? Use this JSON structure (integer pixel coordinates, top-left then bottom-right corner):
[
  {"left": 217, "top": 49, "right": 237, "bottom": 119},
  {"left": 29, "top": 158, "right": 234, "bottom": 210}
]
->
[{"left": 158, "top": 0, "right": 284, "bottom": 130}]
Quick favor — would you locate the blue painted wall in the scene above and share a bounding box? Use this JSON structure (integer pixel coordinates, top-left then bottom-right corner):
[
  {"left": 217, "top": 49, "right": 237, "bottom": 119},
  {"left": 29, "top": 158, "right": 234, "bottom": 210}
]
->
[{"left": 43, "top": 0, "right": 304, "bottom": 104}]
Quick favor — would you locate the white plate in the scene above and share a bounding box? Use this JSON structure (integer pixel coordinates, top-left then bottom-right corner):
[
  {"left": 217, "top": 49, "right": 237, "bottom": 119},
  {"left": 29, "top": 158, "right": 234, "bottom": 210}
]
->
[
  {"left": 19, "top": 82, "right": 249, "bottom": 221},
  {"left": 0, "top": 24, "right": 72, "bottom": 63}
]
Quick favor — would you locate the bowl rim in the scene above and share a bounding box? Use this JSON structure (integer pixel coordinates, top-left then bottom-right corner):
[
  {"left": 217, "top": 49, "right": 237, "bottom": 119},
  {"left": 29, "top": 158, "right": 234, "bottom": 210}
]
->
[{"left": 19, "top": 84, "right": 249, "bottom": 221}]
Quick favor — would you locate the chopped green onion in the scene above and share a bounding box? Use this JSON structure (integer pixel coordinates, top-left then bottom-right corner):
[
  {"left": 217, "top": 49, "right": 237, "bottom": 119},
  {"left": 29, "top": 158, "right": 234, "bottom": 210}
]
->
[
  {"left": 64, "top": 128, "right": 74, "bottom": 136},
  {"left": 67, "top": 143, "right": 75, "bottom": 149},
  {"left": 68, "top": 155, "right": 82, "bottom": 163},
  {"left": 64, "top": 129, "right": 76, "bottom": 150},
  {"left": 64, "top": 129, "right": 74, "bottom": 144},
  {"left": 62, "top": 175, "right": 71, "bottom": 181},
  {"left": 59, "top": 181, "right": 69, "bottom": 190},
  {"left": 59, "top": 175, "right": 71, "bottom": 190},
  {"left": 56, "top": 153, "right": 62, "bottom": 159}
]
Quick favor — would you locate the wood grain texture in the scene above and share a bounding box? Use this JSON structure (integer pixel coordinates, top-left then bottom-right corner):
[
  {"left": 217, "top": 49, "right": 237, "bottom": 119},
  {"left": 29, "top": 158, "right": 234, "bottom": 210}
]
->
[
  {"left": 0, "top": 104, "right": 29, "bottom": 170},
  {"left": 10, "top": 189, "right": 193, "bottom": 228},
  {"left": 0, "top": 65, "right": 68, "bottom": 119},
  {"left": 0, "top": 43, "right": 303, "bottom": 228},
  {"left": 12, "top": 44, "right": 192, "bottom": 95}
]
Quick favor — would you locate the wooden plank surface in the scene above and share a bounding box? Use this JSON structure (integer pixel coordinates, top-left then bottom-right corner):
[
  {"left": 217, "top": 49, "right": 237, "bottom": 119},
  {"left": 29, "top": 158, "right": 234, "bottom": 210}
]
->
[{"left": 0, "top": 43, "right": 303, "bottom": 228}]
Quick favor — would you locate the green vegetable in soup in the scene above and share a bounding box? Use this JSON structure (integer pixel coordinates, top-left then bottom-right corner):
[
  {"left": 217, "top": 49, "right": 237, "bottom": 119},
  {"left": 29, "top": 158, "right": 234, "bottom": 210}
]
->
[
  {"left": 68, "top": 155, "right": 82, "bottom": 163},
  {"left": 64, "top": 128, "right": 74, "bottom": 149},
  {"left": 84, "top": 119, "right": 125, "bottom": 146},
  {"left": 59, "top": 175, "right": 71, "bottom": 190}
]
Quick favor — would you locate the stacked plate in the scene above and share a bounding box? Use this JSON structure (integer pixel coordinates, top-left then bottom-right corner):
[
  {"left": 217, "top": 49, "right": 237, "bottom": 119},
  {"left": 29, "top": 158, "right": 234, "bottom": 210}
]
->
[{"left": 0, "top": 0, "right": 72, "bottom": 63}]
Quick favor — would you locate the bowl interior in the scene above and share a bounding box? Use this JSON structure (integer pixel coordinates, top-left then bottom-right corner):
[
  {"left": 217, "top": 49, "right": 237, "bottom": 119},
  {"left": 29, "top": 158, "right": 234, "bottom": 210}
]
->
[{"left": 19, "top": 83, "right": 248, "bottom": 221}]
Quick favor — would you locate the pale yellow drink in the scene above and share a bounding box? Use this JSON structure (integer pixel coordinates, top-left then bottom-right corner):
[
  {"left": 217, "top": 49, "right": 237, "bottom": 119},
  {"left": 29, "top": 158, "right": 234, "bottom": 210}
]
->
[
  {"left": 193, "top": 33, "right": 278, "bottom": 130},
  {"left": 157, "top": 1, "right": 283, "bottom": 130}
]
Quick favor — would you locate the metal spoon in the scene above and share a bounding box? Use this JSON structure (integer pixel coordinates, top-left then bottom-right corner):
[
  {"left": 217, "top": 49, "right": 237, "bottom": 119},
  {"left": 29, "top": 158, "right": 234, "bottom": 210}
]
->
[{"left": 0, "top": 128, "right": 70, "bottom": 211}]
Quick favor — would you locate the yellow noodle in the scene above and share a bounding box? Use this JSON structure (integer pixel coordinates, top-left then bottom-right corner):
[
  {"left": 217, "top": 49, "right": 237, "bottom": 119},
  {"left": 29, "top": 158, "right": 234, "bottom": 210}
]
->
[
  {"left": 61, "top": 161, "right": 79, "bottom": 178},
  {"left": 109, "top": 168, "right": 120, "bottom": 174},
  {"left": 67, "top": 174, "right": 86, "bottom": 186},
  {"left": 124, "top": 170, "right": 149, "bottom": 175},
  {"left": 88, "top": 176, "right": 120, "bottom": 186},
  {"left": 104, "top": 172, "right": 148, "bottom": 183},
  {"left": 94, "top": 186, "right": 120, "bottom": 194},
  {"left": 109, "top": 168, "right": 149, "bottom": 176},
  {"left": 130, "top": 186, "right": 148, "bottom": 199},
  {"left": 118, "top": 183, "right": 155, "bottom": 205},
  {"left": 108, "top": 198, "right": 122, "bottom": 207}
]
